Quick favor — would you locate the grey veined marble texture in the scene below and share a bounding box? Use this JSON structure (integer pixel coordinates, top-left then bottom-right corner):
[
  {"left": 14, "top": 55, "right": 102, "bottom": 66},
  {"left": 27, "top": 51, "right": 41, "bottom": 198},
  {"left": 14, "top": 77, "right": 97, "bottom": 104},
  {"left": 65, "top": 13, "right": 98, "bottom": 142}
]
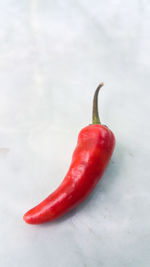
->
[{"left": 0, "top": 0, "right": 150, "bottom": 267}]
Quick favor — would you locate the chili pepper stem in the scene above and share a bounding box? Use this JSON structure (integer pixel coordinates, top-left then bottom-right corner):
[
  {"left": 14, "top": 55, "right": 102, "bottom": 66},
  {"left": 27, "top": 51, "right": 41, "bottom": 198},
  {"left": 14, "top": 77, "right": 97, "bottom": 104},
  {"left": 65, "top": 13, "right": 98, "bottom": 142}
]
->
[{"left": 92, "top": 82, "right": 104, "bottom": 124}]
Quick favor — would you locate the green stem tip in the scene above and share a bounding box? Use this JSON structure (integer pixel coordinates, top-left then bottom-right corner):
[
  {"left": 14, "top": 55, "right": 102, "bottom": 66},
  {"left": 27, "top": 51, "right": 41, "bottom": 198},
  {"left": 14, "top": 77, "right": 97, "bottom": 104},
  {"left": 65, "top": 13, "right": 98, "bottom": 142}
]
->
[{"left": 92, "top": 82, "right": 104, "bottom": 124}]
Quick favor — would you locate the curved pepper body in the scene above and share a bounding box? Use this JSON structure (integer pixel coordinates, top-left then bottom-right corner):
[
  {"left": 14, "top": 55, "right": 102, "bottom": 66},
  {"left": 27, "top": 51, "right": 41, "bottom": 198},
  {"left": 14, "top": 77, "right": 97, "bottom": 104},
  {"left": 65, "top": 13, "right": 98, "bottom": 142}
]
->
[{"left": 23, "top": 124, "right": 115, "bottom": 224}]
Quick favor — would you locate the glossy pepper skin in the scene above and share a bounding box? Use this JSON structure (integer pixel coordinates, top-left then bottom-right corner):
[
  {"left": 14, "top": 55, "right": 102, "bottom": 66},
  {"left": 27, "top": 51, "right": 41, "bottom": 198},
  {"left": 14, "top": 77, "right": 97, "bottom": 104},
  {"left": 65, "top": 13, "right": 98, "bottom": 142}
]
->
[{"left": 23, "top": 83, "right": 115, "bottom": 224}]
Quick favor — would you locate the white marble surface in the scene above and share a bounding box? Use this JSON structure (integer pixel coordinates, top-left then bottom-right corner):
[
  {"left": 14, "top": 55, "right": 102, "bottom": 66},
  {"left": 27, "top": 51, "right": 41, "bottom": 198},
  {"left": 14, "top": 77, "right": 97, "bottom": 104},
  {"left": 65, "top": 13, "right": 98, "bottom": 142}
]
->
[{"left": 0, "top": 0, "right": 150, "bottom": 266}]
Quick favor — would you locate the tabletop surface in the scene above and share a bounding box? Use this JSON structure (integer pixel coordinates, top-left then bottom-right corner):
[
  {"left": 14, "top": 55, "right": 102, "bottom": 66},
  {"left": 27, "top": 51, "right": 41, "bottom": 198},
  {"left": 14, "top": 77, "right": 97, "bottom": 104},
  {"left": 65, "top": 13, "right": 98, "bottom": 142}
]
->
[{"left": 0, "top": 1, "right": 150, "bottom": 267}]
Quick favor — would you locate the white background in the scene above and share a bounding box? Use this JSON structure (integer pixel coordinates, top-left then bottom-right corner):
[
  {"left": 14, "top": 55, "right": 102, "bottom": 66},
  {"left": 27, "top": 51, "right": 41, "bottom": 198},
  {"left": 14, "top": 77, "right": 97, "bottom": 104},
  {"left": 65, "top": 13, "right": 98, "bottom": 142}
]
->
[{"left": 0, "top": 1, "right": 150, "bottom": 266}]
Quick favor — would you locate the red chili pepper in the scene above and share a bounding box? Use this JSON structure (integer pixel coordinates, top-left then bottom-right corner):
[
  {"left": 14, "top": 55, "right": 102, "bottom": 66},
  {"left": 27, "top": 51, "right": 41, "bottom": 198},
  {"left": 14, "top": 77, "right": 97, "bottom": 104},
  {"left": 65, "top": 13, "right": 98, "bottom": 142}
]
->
[{"left": 23, "top": 83, "right": 115, "bottom": 224}]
